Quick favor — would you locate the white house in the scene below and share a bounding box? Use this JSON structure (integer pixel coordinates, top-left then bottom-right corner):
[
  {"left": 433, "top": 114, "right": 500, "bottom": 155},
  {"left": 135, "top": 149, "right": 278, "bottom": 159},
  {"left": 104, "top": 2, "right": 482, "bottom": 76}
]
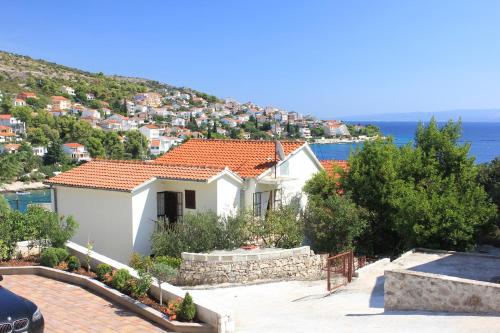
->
[
  {"left": 63, "top": 143, "right": 91, "bottom": 162},
  {"left": 139, "top": 124, "right": 160, "bottom": 140},
  {"left": 172, "top": 118, "right": 186, "bottom": 127},
  {"left": 61, "top": 85, "right": 76, "bottom": 96},
  {"left": 32, "top": 146, "right": 48, "bottom": 157},
  {"left": 0, "top": 115, "right": 25, "bottom": 134},
  {"left": 323, "top": 121, "right": 350, "bottom": 137},
  {"left": 47, "top": 139, "right": 323, "bottom": 263},
  {"left": 82, "top": 109, "right": 101, "bottom": 120}
]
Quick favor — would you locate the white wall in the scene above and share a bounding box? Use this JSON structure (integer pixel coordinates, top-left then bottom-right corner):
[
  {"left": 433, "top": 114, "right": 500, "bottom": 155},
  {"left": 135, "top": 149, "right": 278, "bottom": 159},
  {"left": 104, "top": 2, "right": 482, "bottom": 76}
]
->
[
  {"left": 216, "top": 175, "right": 241, "bottom": 216},
  {"left": 54, "top": 186, "right": 134, "bottom": 264},
  {"left": 279, "top": 147, "right": 321, "bottom": 208}
]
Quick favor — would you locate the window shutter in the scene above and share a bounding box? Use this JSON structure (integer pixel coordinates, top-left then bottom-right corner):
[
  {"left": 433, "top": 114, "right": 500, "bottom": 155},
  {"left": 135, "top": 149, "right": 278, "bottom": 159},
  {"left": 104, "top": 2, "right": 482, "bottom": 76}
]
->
[{"left": 157, "top": 192, "right": 165, "bottom": 217}]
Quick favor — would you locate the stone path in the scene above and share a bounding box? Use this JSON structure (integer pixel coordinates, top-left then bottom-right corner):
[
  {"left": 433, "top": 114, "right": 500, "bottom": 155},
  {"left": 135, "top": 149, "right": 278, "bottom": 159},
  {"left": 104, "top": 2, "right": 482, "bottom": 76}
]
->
[{"left": 1, "top": 274, "right": 168, "bottom": 333}]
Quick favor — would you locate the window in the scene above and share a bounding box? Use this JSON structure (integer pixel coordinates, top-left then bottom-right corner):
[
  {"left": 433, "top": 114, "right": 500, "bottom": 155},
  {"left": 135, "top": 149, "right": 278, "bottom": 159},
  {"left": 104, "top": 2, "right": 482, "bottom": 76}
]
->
[
  {"left": 280, "top": 161, "right": 289, "bottom": 176},
  {"left": 273, "top": 189, "right": 282, "bottom": 209},
  {"left": 253, "top": 192, "right": 262, "bottom": 217},
  {"left": 185, "top": 190, "right": 196, "bottom": 209}
]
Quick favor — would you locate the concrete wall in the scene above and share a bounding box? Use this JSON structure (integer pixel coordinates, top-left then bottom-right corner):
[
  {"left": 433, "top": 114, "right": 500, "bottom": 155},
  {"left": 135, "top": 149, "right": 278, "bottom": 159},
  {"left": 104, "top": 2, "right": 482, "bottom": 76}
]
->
[
  {"left": 385, "top": 269, "right": 500, "bottom": 314},
  {"left": 179, "top": 246, "right": 326, "bottom": 285},
  {"left": 216, "top": 176, "right": 240, "bottom": 217},
  {"left": 54, "top": 186, "right": 134, "bottom": 264}
]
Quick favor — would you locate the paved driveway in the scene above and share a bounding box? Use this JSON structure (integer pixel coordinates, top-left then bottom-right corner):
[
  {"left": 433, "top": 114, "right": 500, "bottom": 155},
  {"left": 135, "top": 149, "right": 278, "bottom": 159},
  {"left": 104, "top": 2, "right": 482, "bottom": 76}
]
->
[
  {"left": 187, "top": 255, "right": 500, "bottom": 333},
  {"left": 1, "top": 274, "right": 168, "bottom": 333}
]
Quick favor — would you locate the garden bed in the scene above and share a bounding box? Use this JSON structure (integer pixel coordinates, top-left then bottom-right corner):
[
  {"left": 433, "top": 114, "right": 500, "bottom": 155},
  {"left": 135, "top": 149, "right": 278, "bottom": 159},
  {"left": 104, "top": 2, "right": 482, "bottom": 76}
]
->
[{"left": 0, "top": 264, "right": 214, "bottom": 333}]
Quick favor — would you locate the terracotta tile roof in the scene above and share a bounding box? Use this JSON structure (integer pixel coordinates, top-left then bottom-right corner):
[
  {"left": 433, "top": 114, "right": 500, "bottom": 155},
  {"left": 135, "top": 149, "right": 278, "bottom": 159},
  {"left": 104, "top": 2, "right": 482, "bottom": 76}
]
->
[
  {"left": 152, "top": 139, "right": 305, "bottom": 178},
  {"left": 0, "top": 115, "right": 12, "bottom": 119},
  {"left": 142, "top": 124, "right": 159, "bottom": 129},
  {"left": 3, "top": 143, "right": 20, "bottom": 150},
  {"left": 46, "top": 159, "right": 226, "bottom": 192},
  {"left": 64, "top": 143, "right": 84, "bottom": 148},
  {"left": 51, "top": 96, "right": 69, "bottom": 101},
  {"left": 320, "top": 160, "right": 349, "bottom": 177}
]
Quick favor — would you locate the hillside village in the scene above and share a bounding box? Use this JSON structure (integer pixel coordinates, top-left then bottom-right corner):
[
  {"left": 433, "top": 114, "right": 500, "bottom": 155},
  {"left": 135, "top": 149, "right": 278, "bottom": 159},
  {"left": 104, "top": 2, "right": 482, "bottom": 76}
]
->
[{"left": 0, "top": 51, "right": 375, "bottom": 185}]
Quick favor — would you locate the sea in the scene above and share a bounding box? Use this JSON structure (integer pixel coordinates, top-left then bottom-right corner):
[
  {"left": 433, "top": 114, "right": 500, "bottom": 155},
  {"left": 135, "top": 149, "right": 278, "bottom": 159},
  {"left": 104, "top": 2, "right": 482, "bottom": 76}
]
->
[
  {"left": 3, "top": 121, "right": 499, "bottom": 212},
  {"left": 311, "top": 121, "right": 500, "bottom": 164}
]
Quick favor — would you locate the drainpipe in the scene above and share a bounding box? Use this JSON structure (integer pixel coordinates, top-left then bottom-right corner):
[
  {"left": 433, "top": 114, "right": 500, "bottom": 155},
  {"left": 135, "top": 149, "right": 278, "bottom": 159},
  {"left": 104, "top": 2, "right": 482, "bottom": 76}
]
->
[{"left": 51, "top": 186, "right": 58, "bottom": 213}]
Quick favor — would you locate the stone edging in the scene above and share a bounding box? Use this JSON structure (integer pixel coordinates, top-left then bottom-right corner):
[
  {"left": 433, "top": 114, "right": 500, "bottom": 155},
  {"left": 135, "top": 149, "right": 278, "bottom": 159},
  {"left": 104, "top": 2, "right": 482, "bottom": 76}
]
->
[
  {"left": 0, "top": 266, "right": 214, "bottom": 333},
  {"left": 181, "top": 246, "right": 311, "bottom": 262},
  {"left": 414, "top": 248, "right": 500, "bottom": 259}
]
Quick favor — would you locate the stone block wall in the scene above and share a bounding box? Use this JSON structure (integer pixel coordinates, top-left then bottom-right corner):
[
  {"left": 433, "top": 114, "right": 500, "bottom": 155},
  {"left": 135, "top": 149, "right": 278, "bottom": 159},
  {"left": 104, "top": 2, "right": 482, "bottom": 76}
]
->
[
  {"left": 179, "top": 246, "right": 326, "bottom": 285},
  {"left": 385, "top": 269, "right": 500, "bottom": 314}
]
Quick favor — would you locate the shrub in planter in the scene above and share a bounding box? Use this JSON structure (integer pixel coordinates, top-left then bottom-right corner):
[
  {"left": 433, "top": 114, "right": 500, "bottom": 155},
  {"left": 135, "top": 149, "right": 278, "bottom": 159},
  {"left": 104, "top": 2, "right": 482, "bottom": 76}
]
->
[
  {"left": 178, "top": 292, "right": 196, "bottom": 322},
  {"left": 130, "top": 270, "right": 152, "bottom": 298},
  {"left": 40, "top": 248, "right": 60, "bottom": 268},
  {"left": 111, "top": 268, "right": 132, "bottom": 293},
  {"left": 154, "top": 256, "right": 182, "bottom": 269},
  {"left": 129, "top": 252, "right": 153, "bottom": 272},
  {"left": 96, "top": 263, "right": 113, "bottom": 281},
  {"left": 67, "top": 255, "right": 80, "bottom": 272},
  {"left": 53, "top": 248, "right": 69, "bottom": 263}
]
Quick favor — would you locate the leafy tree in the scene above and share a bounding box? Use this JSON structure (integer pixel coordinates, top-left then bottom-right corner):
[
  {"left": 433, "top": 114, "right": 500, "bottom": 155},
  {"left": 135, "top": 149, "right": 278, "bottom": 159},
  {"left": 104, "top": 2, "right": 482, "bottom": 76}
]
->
[
  {"left": 0, "top": 153, "right": 22, "bottom": 183},
  {"left": 150, "top": 263, "right": 177, "bottom": 305},
  {"left": 124, "top": 130, "right": 148, "bottom": 159},
  {"left": 69, "top": 120, "right": 94, "bottom": 143},
  {"left": 44, "top": 139, "right": 68, "bottom": 165},
  {"left": 0, "top": 194, "right": 10, "bottom": 216},
  {"left": 27, "top": 127, "right": 48, "bottom": 146},
  {"left": 11, "top": 106, "right": 33, "bottom": 125},
  {"left": 17, "top": 142, "right": 41, "bottom": 174},
  {"left": 85, "top": 137, "right": 105, "bottom": 158},
  {"left": 25, "top": 97, "right": 48, "bottom": 110},
  {"left": 247, "top": 204, "right": 304, "bottom": 248},
  {"left": 103, "top": 131, "right": 125, "bottom": 159},
  {"left": 344, "top": 118, "right": 496, "bottom": 254}
]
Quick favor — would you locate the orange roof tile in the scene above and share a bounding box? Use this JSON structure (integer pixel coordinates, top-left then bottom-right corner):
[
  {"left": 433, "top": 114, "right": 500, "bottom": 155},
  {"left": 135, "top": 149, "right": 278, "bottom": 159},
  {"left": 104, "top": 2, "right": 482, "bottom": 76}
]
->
[
  {"left": 64, "top": 143, "right": 84, "bottom": 148},
  {"left": 51, "top": 96, "right": 69, "bottom": 101},
  {"left": 0, "top": 115, "right": 12, "bottom": 119},
  {"left": 320, "top": 160, "right": 349, "bottom": 177},
  {"left": 46, "top": 159, "right": 226, "bottom": 192},
  {"left": 153, "top": 139, "right": 305, "bottom": 178}
]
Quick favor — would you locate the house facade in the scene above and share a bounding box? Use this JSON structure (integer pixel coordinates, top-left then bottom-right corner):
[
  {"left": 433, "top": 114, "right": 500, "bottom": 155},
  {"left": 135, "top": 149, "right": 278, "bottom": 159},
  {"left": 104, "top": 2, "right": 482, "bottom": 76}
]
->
[
  {"left": 47, "top": 139, "right": 323, "bottom": 263},
  {"left": 63, "top": 143, "right": 91, "bottom": 162}
]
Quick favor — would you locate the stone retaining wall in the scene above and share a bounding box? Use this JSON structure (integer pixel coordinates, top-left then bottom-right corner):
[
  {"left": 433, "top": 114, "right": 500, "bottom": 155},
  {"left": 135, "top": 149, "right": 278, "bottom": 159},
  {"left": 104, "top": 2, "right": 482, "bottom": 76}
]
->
[
  {"left": 385, "top": 269, "right": 500, "bottom": 314},
  {"left": 179, "top": 246, "right": 326, "bottom": 285}
]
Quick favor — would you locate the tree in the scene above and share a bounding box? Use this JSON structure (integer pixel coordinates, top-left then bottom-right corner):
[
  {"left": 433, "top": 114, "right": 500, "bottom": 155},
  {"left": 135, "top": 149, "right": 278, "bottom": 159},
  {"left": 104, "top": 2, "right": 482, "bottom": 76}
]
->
[
  {"left": 124, "top": 130, "right": 148, "bottom": 160},
  {"left": 304, "top": 169, "right": 368, "bottom": 253},
  {"left": 0, "top": 153, "right": 22, "bottom": 184},
  {"left": 17, "top": 142, "right": 41, "bottom": 174},
  {"left": 11, "top": 106, "right": 33, "bottom": 125},
  {"left": 44, "top": 139, "right": 68, "bottom": 165},
  {"left": 0, "top": 194, "right": 10, "bottom": 216},
  {"left": 85, "top": 137, "right": 106, "bottom": 158},
  {"left": 150, "top": 263, "right": 177, "bottom": 305},
  {"left": 27, "top": 127, "right": 50, "bottom": 146},
  {"left": 103, "top": 131, "right": 125, "bottom": 159},
  {"left": 344, "top": 118, "right": 496, "bottom": 254}
]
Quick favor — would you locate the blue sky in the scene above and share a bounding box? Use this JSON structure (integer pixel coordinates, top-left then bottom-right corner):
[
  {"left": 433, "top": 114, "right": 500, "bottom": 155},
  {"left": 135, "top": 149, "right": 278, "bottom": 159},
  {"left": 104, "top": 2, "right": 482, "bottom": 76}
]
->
[{"left": 2, "top": 1, "right": 500, "bottom": 118}]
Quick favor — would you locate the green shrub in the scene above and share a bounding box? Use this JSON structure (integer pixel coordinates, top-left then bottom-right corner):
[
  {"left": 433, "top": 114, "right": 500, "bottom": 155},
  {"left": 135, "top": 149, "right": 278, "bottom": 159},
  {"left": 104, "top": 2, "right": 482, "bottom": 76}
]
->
[
  {"left": 151, "top": 212, "right": 250, "bottom": 258},
  {"left": 130, "top": 270, "right": 152, "bottom": 298},
  {"left": 178, "top": 292, "right": 196, "bottom": 321},
  {"left": 129, "top": 252, "right": 153, "bottom": 272},
  {"left": 53, "top": 247, "right": 69, "bottom": 263},
  {"left": 154, "top": 256, "right": 182, "bottom": 269},
  {"left": 111, "top": 268, "right": 132, "bottom": 293},
  {"left": 40, "top": 248, "right": 60, "bottom": 267},
  {"left": 67, "top": 255, "right": 80, "bottom": 271},
  {"left": 96, "top": 263, "right": 113, "bottom": 281}
]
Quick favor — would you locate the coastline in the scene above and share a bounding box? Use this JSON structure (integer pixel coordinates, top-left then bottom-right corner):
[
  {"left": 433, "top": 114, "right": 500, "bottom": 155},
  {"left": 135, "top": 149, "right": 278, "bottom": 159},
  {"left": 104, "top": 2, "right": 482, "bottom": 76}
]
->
[
  {"left": 0, "top": 181, "right": 49, "bottom": 193},
  {"left": 312, "top": 136, "right": 382, "bottom": 144}
]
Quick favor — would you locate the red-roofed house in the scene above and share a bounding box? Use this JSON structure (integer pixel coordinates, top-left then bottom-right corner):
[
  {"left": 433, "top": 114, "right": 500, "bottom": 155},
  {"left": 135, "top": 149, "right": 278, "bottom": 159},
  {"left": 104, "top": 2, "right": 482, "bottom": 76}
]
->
[
  {"left": 47, "top": 139, "right": 324, "bottom": 263},
  {"left": 51, "top": 96, "right": 71, "bottom": 110},
  {"left": 17, "top": 92, "right": 37, "bottom": 100},
  {"left": 323, "top": 120, "right": 350, "bottom": 137},
  {"left": 63, "top": 143, "right": 91, "bottom": 162}
]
